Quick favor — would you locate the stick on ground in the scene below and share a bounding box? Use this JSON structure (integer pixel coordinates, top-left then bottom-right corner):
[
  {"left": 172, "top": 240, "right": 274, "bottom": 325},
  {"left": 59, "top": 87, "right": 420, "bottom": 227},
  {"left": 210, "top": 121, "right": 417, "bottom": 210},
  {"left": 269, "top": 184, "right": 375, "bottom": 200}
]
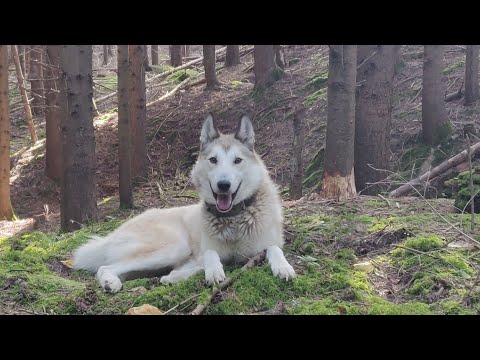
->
[{"left": 191, "top": 250, "right": 267, "bottom": 315}]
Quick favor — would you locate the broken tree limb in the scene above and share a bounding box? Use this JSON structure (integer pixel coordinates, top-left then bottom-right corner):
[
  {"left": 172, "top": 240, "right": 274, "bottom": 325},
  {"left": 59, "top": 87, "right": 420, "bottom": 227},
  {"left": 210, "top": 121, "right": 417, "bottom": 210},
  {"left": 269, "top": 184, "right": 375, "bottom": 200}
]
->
[
  {"left": 390, "top": 141, "right": 480, "bottom": 197},
  {"left": 146, "top": 77, "right": 191, "bottom": 107},
  {"left": 191, "top": 250, "right": 266, "bottom": 315}
]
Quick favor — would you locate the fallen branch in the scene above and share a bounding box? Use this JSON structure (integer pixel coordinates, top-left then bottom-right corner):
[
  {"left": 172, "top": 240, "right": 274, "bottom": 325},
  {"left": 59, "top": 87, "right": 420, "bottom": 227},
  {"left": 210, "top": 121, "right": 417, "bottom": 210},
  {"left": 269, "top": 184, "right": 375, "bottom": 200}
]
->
[
  {"left": 191, "top": 250, "right": 267, "bottom": 315},
  {"left": 146, "top": 77, "right": 191, "bottom": 107},
  {"left": 389, "top": 141, "right": 480, "bottom": 198},
  {"left": 445, "top": 81, "right": 464, "bottom": 102},
  {"left": 392, "top": 244, "right": 438, "bottom": 259}
]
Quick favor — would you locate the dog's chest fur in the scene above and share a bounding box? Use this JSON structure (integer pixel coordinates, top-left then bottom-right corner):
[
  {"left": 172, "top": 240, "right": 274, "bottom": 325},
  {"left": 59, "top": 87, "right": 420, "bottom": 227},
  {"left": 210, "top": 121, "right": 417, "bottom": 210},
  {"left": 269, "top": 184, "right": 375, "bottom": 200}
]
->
[{"left": 205, "top": 206, "right": 258, "bottom": 243}]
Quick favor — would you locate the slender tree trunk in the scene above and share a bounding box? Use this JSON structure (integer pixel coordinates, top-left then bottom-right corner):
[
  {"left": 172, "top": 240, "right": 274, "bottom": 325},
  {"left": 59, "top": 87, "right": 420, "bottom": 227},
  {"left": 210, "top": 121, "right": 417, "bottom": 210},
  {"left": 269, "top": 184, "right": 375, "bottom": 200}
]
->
[
  {"left": 29, "top": 45, "right": 44, "bottom": 115},
  {"left": 151, "top": 45, "right": 159, "bottom": 65},
  {"left": 0, "top": 45, "right": 14, "bottom": 220},
  {"left": 18, "top": 45, "right": 26, "bottom": 76},
  {"left": 289, "top": 106, "right": 306, "bottom": 200},
  {"left": 254, "top": 45, "right": 281, "bottom": 91},
  {"left": 44, "top": 46, "right": 63, "bottom": 182},
  {"left": 354, "top": 45, "right": 396, "bottom": 195},
  {"left": 422, "top": 45, "right": 451, "bottom": 145},
  {"left": 103, "top": 45, "right": 108, "bottom": 66},
  {"left": 60, "top": 45, "right": 97, "bottom": 232},
  {"left": 118, "top": 45, "right": 133, "bottom": 208},
  {"left": 25, "top": 45, "right": 30, "bottom": 76},
  {"left": 143, "top": 45, "right": 152, "bottom": 71},
  {"left": 203, "top": 45, "right": 220, "bottom": 89},
  {"left": 321, "top": 45, "right": 357, "bottom": 200},
  {"left": 465, "top": 45, "right": 479, "bottom": 105},
  {"left": 184, "top": 45, "right": 190, "bottom": 57},
  {"left": 274, "top": 45, "right": 285, "bottom": 70},
  {"left": 225, "top": 45, "right": 240, "bottom": 67},
  {"left": 170, "top": 45, "right": 182, "bottom": 67},
  {"left": 108, "top": 45, "right": 113, "bottom": 56},
  {"left": 11, "top": 45, "right": 37, "bottom": 144},
  {"left": 128, "top": 45, "right": 147, "bottom": 179}
]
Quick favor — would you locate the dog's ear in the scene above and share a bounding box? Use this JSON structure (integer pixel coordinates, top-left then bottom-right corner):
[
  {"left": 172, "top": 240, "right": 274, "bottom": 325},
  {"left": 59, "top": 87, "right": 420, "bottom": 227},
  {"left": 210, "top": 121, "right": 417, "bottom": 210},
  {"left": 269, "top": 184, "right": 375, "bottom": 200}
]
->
[
  {"left": 200, "top": 113, "right": 220, "bottom": 150},
  {"left": 235, "top": 114, "right": 255, "bottom": 151}
]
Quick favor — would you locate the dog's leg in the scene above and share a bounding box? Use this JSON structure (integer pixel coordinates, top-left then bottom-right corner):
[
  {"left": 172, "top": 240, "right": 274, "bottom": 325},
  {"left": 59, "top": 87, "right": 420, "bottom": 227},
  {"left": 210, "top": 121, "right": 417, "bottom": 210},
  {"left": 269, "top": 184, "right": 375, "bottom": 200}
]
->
[
  {"left": 266, "top": 245, "right": 296, "bottom": 281},
  {"left": 160, "top": 258, "right": 203, "bottom": 284},
  {"left": 203, "top": 249, "right": 226, "bottom": 285},
  {"left": 96, "top": 241, "right": 191, "bottom": 293}
]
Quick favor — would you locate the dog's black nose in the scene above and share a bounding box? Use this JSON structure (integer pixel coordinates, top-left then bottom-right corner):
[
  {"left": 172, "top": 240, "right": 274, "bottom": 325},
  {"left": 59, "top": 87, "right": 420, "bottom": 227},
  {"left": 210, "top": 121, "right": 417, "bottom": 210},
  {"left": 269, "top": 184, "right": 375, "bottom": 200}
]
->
[{"left": 217, "top": 181, "right": 231, "bottom": 192}]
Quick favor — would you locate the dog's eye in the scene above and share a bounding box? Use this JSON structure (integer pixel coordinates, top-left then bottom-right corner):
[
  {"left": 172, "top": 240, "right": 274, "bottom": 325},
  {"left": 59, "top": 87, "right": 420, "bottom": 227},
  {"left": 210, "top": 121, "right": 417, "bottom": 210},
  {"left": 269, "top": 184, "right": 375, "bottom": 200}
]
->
[
  {"left": 234, "top": 158, "right": 243, "bottom": 164},
  {"left": 209, "top": 157, "right": 217, "bottom": 164}
]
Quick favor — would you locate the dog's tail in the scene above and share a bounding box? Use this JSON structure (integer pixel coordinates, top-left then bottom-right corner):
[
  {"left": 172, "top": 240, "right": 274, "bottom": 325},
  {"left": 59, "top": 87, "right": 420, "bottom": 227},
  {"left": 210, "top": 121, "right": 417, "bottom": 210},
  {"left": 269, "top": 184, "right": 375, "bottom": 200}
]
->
[{"left": 72, "top": 236, "right": 109, "bottom": 272}]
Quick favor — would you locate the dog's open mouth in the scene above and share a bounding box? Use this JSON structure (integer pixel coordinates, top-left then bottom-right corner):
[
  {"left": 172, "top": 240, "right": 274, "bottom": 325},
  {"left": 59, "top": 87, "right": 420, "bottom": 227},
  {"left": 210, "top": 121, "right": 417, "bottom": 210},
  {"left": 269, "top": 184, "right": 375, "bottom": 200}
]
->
[{"left": 211, "top": 183, "right": 241, "bottom": 213}]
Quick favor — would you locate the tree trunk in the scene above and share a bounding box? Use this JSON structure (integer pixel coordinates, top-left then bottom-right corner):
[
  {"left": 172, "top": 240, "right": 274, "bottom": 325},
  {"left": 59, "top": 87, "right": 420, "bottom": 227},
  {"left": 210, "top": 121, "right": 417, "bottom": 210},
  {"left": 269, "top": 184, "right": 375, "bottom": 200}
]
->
[
  {"left": 128, "top": 45, "right": 147, "bottom": 179},
  {"left": 143, "top": 45, "right": 152, "bottom": 71},
  {"left": 422, "top": 45, "right": 451, "bottom": 145},
  {"left": 254, "top": 45, "right": 281, "bottom": 91},
  {"left": 59, "top": 45, "right": 97, "bottom": 232},
  {"left": 203, "top": 45, "right": 220, "bottom": 89},
  {"left": 321, "top": 45, "right": 357, "bottom": 200},
  {"left": 29, "top": 45, "right": 44, "bottom": 115},
  {"left": 354, "top": 45, "right": 396, "bottom": 195},
  {"left": 151, "top": 45, "right": 159, "bottom": 65},
  {"left": 44, "top": 46, "right": 63, "bottom": 182},
  {"left": 0, "top": 46, "right": 14, "bottom": 220},
  {"left": 25, "top": 45, "right": 30, "bottom": 76},
  {"left": 225, "top": 45, "right": 240, "bottom": 67},
  {"left": 108, "top": 45, "right": 113, "bottom": 56},
  {"left": 18, "top": 45, "right": 26, "bottom": 76},
  {"left": 183, "top": 45, "right": 190, "bottom": 57},
  {"left": 274, "top": 45, "right": 285, "bottom": 70},
  {"left": 465, "top": 45, "right": 479, "bottom": 105},
  {"left": 118, "top": 45, "right": 133, "bottom": 208},
  {"left": 10, "top": 45, "right": 37, "bottom": 144},
  {"left": 170, "top": 45, "right": 182, "bottom": 67},
  {"left": 103, "top": 45, "right": 108, "bottom": 65},
  {"left": 289, "top": 106, "right": 306, "bottom": 200}
]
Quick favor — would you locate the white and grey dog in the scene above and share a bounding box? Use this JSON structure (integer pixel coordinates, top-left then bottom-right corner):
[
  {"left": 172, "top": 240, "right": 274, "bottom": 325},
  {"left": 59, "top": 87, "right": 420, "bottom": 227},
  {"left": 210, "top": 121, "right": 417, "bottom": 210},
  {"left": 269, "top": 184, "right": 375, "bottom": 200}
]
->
[{"left": 73, "top": 113, "right": 295, "bottom": 293}]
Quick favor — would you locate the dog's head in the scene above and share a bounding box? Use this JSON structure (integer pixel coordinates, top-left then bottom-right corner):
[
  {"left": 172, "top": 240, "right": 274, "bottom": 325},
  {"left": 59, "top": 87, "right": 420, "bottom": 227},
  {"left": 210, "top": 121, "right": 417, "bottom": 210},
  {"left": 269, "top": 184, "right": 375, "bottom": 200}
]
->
[{"left": 191, "top": 113, "right": 266, "bottom": 213}]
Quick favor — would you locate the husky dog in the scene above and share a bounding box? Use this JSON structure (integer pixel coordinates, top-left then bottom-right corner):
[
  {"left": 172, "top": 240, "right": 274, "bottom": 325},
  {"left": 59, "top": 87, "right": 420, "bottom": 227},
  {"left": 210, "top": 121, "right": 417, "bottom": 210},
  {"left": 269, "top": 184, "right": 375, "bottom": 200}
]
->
[{"left": 73, "top": 113, "right": 295, "bottom": 293}]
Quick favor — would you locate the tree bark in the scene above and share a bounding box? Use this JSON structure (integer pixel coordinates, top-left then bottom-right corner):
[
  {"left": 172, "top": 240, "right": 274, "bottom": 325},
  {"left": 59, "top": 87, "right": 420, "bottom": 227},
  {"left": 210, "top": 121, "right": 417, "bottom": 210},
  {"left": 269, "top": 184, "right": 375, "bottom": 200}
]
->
[
  {"left": 254, "top": 45, "right": 281, "bottom": 91},
  {"left": 128, "top": 45, "right": 147, "bottom": 179},
  {"left": 203, "top": 45, "right": 220, "bottom": 89},
  {"left": 0, "top": 46, "right": 14, "bottom": 220},
  {"left": 465, "top": 45, "right": 479, "bottom": 105},
  {"left": 103, "top": 45, "right": 108, "bottom": 66},
  {"left": 143, "top": 45, "right": 151, "bottom": 71},
  {"left": 354, "top": 45, "right": 396, "bottom": 195},
  {"left": 10, "top": 45, "right": 37, "bottom": 144},
  {"left": 289, "top": 106, "right": 306, "bottom": 200},
  {"left": 108, "top": 45, "right": 113, "bottom": 56},
  {"left": 151, "top": 45, "right": 159, "bottom": 65},
  {"left": 44, "top": 46, "right": 63, "bottom": 182},
  {"left": 321, "top": 45, "right": 357, "bottom": 200},
  {"left": 274, "top": 45, "right": 285, "bottom": 70},
  {"left": 29, "top": 45, "right": 44, "bottom": 115},
  {"left": 170, "top": 45, "right": 182, "bottom": 67},
  {"left": 422, "top": 45, "right": 451, "bottom": 145},
  {"left": 60, "top": 45, "right": 97, "bottom": 232},
  {"left": 225, "top": 45, "right": 240, "bottom": 67},
  {"left": 18, "top": 45, "right": 26, "bottom": 76},
  {"left": 118, "top": 45, "right": 133, "bottom": 208}
]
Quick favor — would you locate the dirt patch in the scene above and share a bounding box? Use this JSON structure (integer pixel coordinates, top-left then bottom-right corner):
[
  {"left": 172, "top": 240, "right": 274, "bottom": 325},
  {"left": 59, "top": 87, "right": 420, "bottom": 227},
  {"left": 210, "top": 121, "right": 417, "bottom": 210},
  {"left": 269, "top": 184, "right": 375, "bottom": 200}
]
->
[
  {"left": 48, "top": 260, "right": 73, "bottom": 278},
  {"left": 354, "top": 228, "right": 415, "bottom": 256}
]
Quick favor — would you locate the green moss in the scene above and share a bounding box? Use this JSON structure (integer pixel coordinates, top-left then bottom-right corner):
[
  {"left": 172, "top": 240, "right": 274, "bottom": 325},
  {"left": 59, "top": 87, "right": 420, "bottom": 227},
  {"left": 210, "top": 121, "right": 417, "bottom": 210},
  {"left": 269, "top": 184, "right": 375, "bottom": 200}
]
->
[
  {"left": 167, "top": 68, "right": 199, "bottom": 82},
  {"left": 439, "top": 300, "right": 475, "bottom": 315},
  {"left": 304, "top": 88, "right": 327, "bottom": 106},
  {"left": 443, "top": 60, "right": 465, "bottom": 75},
  {"left": 368, "top": 217, "right": 397, "bottom": 232},
  {"left": 288, "top": 298, "right": 362, "bottom": 315},
  {"left": 368, "top": 299, "right": 434, "bottom": 315},
  {"left": 303, "top": 148, "right": 324, "bottom": 189}
]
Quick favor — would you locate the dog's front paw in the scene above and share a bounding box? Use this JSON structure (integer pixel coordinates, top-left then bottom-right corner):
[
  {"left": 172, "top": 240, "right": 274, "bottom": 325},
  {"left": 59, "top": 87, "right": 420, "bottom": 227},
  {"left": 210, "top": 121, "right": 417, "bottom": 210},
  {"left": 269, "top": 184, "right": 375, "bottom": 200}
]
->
[
  {"left": 205, "top": 265, "right": 226, "bottom": 285},
  {"left": 271, "top": 262, "right": 296, "bottom": 281}
]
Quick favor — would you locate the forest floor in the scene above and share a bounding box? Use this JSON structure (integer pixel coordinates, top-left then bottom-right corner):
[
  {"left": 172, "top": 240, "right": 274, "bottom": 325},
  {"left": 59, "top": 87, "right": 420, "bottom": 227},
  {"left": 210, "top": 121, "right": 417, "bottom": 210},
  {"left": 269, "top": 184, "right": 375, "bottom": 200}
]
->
[{"left": 1, "top": 45, "right": 480, "bottom": 315}]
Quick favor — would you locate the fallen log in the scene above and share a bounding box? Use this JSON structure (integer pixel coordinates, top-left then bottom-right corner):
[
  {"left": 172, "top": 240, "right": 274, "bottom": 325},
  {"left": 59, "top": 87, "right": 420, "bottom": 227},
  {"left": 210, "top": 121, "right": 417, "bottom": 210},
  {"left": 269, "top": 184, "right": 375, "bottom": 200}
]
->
[
  {"left": 390, "top": 141, "right": 480, "bottom": 197},
  {"left": 445, "top": 81, "right": 464, "bottom": 102}
]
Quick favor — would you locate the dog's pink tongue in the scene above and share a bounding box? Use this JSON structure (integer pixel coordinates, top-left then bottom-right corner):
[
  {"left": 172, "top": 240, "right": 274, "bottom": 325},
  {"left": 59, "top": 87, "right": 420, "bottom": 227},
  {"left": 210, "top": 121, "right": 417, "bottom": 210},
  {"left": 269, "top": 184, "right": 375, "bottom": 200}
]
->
[{"left": 216, "top": 193, "right": 233, "bottom": 211}]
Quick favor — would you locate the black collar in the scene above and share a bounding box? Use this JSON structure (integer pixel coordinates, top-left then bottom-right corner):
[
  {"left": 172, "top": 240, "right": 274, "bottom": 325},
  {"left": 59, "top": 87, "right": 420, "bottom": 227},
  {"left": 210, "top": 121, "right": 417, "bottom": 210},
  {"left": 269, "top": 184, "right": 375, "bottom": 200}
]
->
[{"left": 205, "top": 193, "right": 257, "bottom": 218}]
